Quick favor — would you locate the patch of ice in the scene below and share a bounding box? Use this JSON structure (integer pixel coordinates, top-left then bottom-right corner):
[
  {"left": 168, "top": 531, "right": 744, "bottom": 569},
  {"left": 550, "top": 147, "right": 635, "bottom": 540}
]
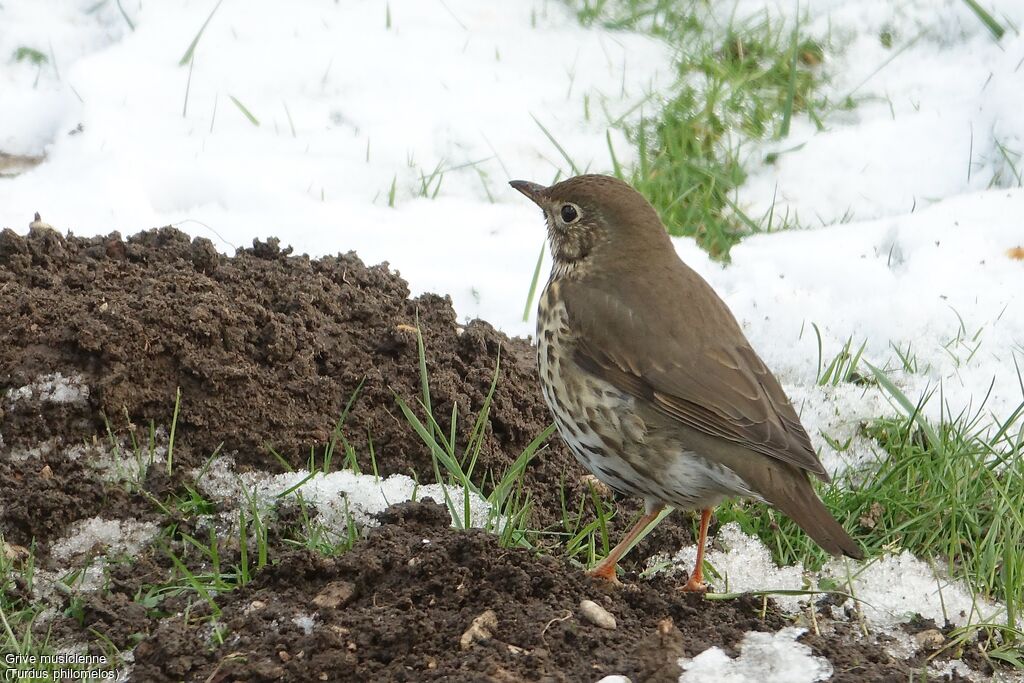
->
[
  {"left": 192, "top": 454, "right": 249, "bottom": 501},
  {"left": 931, "top": 659, "right": 986, "bottom": 682},
  {"left": 678, "top": 627, "right": 832, "bottom": 683},
  {"left": 194, "top": 456, "right": 493, "bottom": 533},
  {"left": 5, "top": 372, "right": 89, "bottom": 406},
  {"left": 50, "top": 517, "right": 160, "bottom": 563},
  {"left": 658, "top": 523, "right": 809, "bottom": 612},
  {"left": 5, "top": 445, "right": 45, "bottom": 463},
  {"left": 822, "top": 550, "right": 1005, "bottom": 629},
  {"left": 659, "top": 523, "right": 1017, "bottom": 648},
  {"left": 292, "top": 613, "right": 317, "bottom": 636},
  {"left": 255, "top": 469, "right": 493, "bottom": 531}
]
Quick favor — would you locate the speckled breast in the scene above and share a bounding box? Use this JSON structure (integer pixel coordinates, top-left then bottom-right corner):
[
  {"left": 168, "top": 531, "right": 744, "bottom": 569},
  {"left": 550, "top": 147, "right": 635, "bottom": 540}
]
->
[{"left": 535, "top": 280, "right": 654, "bottom": 500}]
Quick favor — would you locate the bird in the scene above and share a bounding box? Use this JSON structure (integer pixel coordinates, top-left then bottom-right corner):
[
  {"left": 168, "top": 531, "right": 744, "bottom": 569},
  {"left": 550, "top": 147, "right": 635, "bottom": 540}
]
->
[{"left": 510, "top": 174, "right": 863, "bottom": 590}]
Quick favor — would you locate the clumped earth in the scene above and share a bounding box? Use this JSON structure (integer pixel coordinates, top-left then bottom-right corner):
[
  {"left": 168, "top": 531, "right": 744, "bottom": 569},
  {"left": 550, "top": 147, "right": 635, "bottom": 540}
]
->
[{"left": 0, "top": 227, "right": 977, "bottom": 681}]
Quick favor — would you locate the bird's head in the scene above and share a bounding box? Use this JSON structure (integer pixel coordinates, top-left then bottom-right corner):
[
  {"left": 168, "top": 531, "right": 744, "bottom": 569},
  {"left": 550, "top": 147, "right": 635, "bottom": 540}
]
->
[{"left": 510, "top": 174, "right": 669, "bottom": 270}]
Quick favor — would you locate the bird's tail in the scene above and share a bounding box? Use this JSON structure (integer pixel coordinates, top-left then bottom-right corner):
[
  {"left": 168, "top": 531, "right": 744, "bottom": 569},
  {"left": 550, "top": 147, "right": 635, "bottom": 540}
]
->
[{"left": 766, "top": 472, "right": 863, "bottom": 559}]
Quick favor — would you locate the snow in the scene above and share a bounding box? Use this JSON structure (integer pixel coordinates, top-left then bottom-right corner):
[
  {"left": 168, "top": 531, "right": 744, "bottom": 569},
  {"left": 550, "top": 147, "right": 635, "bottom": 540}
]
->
[
  {"left": 254, "top": 469, "right": 494, "bottom": 531},
  {"left": 661, "top": 523, "right": 810, "bottom": 612},
  {"left": 727, "top": 0, "right": 1024, "bottom": 226},
  {"left": 657, "top": 522, "right": 1014, "bottom": 633},
  {"left": 5, "top": 372, "right": 90, "bottom": 406},
  {"left": 196, "top": 455, "right": 493, "bottom": 533},
  {"left": 291, "top": 613, "right": 317, "bottom": 636},
  {"left": 823, "top": 549, "right": 1006, "bottom": 629},
  {"left": 50, "top": 517, "right": 159, "bottom": 562},
  {"left": 678, "top": 627, "right": 832, "bottom": 683}
]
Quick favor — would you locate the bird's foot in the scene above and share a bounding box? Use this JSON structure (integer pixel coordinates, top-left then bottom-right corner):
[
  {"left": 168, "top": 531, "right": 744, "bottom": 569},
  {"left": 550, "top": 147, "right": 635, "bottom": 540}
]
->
[
  {"left": 678, "top": 575, "right": 708, "bottom": 593},
  {"left": 586, "top": 562, "right": 621, "bottom": 586}
]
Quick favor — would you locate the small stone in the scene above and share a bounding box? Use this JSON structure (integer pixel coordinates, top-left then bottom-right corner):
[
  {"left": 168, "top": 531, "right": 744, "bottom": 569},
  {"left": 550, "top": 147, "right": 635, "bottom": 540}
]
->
[
  {"left": 579, "top": 599, "right": 616, "bottom": 630},
  {"left": 580, "top": 474, "right": 613, "bottom": 498},
  {"left": 39, "top": 465, "right": 53, "bottom": 480},
  {"left": 913, "top": 628, "right": 945, "bottom": 650},
  {"left": 318, "top": 673, "right": 328, "bottom": 681},
  {"left": 312, "top": 581, "right": 356, "bottom": 609},
  {"left": 2, "top": 542, "right": 31, "bottom": 563},
  {"left": 248, "top": 600, "right": 266, "bottom": 611},
  {"left": 278, "top": 651, "right": 291, "bottom": 662},
  {"left": 460, "top": 609, "right": 498, "bottom": 650}
]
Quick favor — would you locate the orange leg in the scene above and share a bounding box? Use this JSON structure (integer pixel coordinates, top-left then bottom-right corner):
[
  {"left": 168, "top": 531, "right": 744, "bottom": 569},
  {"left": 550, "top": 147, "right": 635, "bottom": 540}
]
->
[
  {"left": 680, "top": 508, "right": 712, "bottom": 592},
  {"left": 587, "top": 504, "right": 665, "bottom": 583}
]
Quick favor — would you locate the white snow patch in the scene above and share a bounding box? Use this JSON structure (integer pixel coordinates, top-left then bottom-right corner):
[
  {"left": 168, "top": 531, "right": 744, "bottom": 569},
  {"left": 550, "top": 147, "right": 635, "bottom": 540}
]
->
[
  {"left": 822, "top": 550, "right": 1005, "bottom": 629},
  {"left": 292, "top": 613, "right": 317, "bottom": 636},
  {"left": 50, "top": 517, "right": 160, "bottom": 562},
  {"left": 659, "top": 523, "right": 1015, "bottom": 636},
  {"left": 5, "top": 372, "right": 89, "bottom": 406},
  {"left": 931, "top": 659, "right": 987, "bottom": 682},
  {"left": 195, "top": 456, "right": 492, "bottom": 532},
  {"left": 729, "top": 0, "right": 1024, "bottom": 227},
  {"left": 659, "top": 523, "right": 809, "bottom": 612},
  {"left": 678, "top": 627, "right": 832, "bottom": 683},
  {"left": 258, "top": 470, "right": 494, "bottom": 531}
]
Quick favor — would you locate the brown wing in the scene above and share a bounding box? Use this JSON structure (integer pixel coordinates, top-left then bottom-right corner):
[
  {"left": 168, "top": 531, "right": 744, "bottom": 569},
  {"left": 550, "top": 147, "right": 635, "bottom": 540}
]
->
[{"left": 562, "top": 277, "right": 828, "bottom": 482}]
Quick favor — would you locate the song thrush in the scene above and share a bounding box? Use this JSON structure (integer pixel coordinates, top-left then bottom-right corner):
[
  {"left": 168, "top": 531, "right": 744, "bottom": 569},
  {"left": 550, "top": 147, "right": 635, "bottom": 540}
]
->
[{"left": 511, "top": 174, "right": 863, "bottom": 590}]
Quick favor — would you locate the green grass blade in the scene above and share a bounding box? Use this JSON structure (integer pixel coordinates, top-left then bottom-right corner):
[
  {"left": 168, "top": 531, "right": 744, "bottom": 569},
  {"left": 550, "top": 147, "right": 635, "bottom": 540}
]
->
[
  {"left": 228, "top": 95, "right": 260, "bottom": 127},
  {"left": 179, "top": 0, "right": 224, "bottom": 66},
  {"left": 960, "top": 0, "right": 1006, "bottom": 39},
  {"left": 522, "top": 242, "right": 546, "bottom": 323}
]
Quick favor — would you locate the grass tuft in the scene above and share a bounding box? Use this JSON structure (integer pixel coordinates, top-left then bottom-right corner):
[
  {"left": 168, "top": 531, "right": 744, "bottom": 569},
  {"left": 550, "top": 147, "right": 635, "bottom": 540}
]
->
[
  {"left": 394, "top": 324, "right": 556, "bottom": 547},
  {"left": 573, "top": 1, "right": 831, "bottom": 257}
]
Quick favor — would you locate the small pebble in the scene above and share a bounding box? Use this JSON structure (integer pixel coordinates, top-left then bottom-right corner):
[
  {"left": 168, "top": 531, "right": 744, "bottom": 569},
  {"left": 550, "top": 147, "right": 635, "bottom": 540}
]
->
[
  {"left": 312, "top": 581, "right": 356, "bottom": 609},
  {"left": 579, "top": 599, "right": 616, "bottom": 630},
  {"left": 913, "top": 628, "right": 945, "bottom": 650},
  {"left": 460, "top": 609, "right": 498, "bottom": 650}
]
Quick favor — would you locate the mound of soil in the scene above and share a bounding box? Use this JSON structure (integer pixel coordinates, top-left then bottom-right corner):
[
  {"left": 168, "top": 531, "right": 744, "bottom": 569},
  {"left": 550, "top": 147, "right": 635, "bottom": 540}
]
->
[
  {"left": 0, "top": 226, "right": 547, "bottom": 477},
  {"left": 0, "top": 227, "right": 973, "bottom": 681}
]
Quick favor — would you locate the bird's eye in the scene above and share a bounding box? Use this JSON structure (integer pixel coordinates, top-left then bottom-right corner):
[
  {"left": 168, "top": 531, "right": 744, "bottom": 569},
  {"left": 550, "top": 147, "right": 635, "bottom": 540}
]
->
[{"left": 560, "top": 204, "right": 580, "bottom": 224}]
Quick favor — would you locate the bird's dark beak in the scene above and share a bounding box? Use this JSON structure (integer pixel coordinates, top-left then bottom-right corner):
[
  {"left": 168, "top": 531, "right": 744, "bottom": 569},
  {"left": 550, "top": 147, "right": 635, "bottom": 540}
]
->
[{"left": 509, "top": 180, "right": 547, "bottom": 206}]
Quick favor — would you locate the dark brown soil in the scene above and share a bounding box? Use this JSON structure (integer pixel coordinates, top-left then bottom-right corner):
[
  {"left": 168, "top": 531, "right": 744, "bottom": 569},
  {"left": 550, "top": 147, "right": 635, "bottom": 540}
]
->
[{"left": 0, "top": 228, "right": 979, "bottom": 681}]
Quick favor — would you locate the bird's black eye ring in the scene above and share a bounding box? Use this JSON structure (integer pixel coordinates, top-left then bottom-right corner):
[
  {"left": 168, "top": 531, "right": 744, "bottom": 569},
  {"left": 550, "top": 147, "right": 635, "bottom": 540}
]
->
[{"left": 560, "top": 203, "right": 580, "bottom": 224}]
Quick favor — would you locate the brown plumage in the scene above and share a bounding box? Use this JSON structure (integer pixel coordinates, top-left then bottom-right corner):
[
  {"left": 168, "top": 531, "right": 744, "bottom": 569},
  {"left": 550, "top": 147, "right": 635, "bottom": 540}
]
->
[{"left": 511, "top": 174, "right": 862, "bottom": 587}]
